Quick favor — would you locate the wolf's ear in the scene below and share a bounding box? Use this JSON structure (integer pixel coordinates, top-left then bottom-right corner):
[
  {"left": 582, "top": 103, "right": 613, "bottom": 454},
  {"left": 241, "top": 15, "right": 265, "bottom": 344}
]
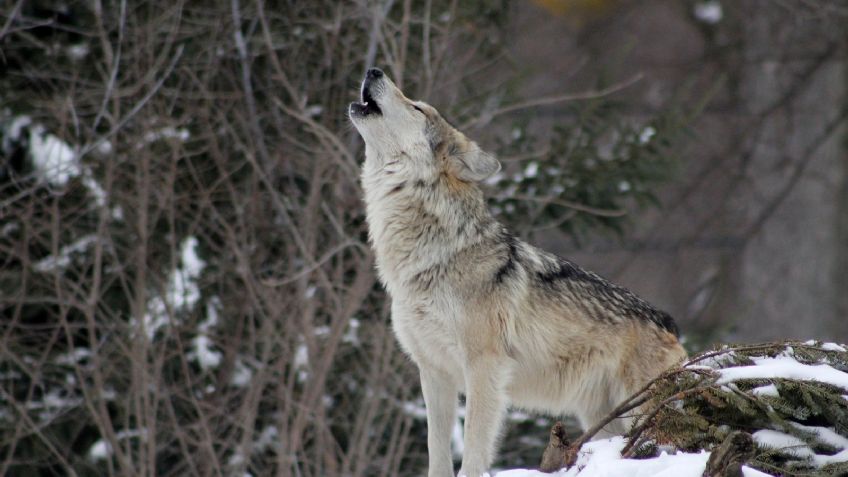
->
[{"left": 449, "top": 144, "right": 501, "bottom": 182}]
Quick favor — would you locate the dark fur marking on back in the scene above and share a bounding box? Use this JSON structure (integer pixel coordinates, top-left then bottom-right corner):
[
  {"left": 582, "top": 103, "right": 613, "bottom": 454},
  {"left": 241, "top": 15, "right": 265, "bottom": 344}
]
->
[
  {"left": 493, "top": 234, "right": 519, "bottom": 284},
  {"left": 537, "top": 258, "right": 680, "bottom": 337}
]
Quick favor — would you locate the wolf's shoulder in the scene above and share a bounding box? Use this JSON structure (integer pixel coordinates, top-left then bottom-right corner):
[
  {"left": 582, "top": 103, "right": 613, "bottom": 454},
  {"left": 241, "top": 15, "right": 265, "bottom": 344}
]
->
[{"left": 492, "top": 232, "right": 679, "bottom": 337}]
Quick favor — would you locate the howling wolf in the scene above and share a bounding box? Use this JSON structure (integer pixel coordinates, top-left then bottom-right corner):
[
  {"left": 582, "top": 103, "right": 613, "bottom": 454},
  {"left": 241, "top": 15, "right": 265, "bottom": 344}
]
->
[{"left": 349, "top": 68, "right": 686, "bottom": 477}]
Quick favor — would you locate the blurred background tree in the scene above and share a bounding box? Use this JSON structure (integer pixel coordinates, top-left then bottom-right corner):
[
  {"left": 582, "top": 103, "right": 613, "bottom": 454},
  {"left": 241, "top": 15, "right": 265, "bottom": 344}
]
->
[{"left": 0, "top": 0, "right": 845, "bottom": 476}]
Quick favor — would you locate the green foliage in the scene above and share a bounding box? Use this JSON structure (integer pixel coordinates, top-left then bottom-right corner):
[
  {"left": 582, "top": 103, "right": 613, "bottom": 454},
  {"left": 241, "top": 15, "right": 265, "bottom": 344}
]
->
[
  {"left": 486, "top": 82, "right": 712, "bottom": 244},
  {"left": 633, "top": 341, "right": 848, "bottom": 476}
]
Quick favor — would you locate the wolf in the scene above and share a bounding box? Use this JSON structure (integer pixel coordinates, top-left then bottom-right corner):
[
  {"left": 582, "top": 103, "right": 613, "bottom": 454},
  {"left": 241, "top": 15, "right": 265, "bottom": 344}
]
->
[{"left": 349, "top": 68, "right": 687, "bottom": 477}]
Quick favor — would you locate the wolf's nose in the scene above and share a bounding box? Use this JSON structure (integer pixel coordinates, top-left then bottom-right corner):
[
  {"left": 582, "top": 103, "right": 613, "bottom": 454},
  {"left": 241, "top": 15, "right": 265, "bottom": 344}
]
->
[{"left": 366, "top": 68, "right": 384, "bottom": 80}]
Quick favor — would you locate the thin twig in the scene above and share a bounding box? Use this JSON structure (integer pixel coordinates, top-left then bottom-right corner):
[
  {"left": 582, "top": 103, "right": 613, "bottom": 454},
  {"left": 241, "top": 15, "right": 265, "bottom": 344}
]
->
[{"left": 461, "top": 74, "right": 644, "bottom": 129}]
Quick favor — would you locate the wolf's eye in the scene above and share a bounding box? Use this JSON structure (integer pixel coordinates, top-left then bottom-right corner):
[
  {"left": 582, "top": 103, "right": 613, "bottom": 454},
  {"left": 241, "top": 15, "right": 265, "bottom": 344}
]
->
[{"left": 412, "top": 104, "right": 424, "bottom": 114}]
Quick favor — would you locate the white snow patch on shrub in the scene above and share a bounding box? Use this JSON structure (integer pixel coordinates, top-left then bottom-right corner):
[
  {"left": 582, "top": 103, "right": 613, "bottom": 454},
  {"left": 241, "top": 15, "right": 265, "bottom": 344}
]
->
[
  {"left": 139, "top": 236, "right": 206, "bottom": 339},
  {"left": 401, "top": 399, "right": 427, "bottom": 419},
  {"left": 67, "top": 43, "right": 90, "bottom": 60},
  {"left": 789, "top": 422, "right": 848, "bottom": 449},
  {"left": 191, "top": 335, "right": 222, "bottom": 370},
  {"left": 143, "top": 126, "right": 190, "bottom": 144},
  {"left": 716, "top": 356, "right": 848, "bottom": 390},
  {"left": 752, "top": 428, "right": 848, "bottom": 467},
  {"left": 55, "top": 347, "right": 92, "bottom": 365},
  {"left": 33, "top": 234, "right": 98, "bottom": 272},
  {"left": 3, "top": 115, "right": 119, "bottom": 214},
  {"left": 29, "top": 125, "right": 80, "bottom": 186},
  {"left": 87, "top": 429, "right": 147, "bottom": 462},
  {"left": 294, "top": 341, "right": 310, "bottom": 382},
  {"left": 5, "top": 115, "right": 32, "bottom": 144},
  {"left": 693, "top": 1, "right": 722, "bottom": 24},
  {"left": 88, "top": 439, "right": 112, "bottom": 461},
  {"left": 638, "top": 126, "right": 655, "bottom": 144},
  {"left": 231, "top": 358, "right": 253, "bottom": 387},
  {"left": 753, "top": 430, "right": 813, "bottom": 459},
  {"left": 822, "top": 342, "right": 847, "bottom": 352},
  {"left": 343, "top": 318, "right": 360, "bottom": 344},
  {"left": 305, "top": 105, "right": 323, "bottom": 117},
  {"left": 750, "top": 384, "right": 779, "bottom": 397}
]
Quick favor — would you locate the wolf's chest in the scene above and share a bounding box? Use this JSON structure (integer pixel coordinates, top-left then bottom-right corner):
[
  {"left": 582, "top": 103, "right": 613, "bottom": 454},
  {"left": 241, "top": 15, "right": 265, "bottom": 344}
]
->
[{"left": 390, "top": 298, "right": 465, "bottom": 377}]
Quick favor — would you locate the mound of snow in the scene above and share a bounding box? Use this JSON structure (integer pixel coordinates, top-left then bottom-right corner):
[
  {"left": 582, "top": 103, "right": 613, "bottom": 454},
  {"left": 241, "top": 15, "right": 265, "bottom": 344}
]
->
[
  {"left": 495, "top": 436, "right": 768, "bottom": 477},
  {"left": 492, "top": 436, "right": 771, "bottom": 477}
]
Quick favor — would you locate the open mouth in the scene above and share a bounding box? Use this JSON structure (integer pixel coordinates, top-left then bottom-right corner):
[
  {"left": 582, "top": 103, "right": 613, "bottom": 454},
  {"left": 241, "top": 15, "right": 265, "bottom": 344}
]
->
[{"left": 350, "top": 74, "right": 383, "bottom": 118}]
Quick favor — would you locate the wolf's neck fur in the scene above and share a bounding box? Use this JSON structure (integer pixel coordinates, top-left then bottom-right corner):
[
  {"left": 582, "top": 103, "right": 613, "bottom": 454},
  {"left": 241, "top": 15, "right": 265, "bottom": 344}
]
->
[{"left": 361, "top": 150, "right": 497, "bottom": 297}]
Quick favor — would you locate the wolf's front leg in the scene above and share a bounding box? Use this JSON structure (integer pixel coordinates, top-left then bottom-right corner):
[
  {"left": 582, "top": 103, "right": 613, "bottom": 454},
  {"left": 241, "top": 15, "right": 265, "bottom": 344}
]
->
[
  {"left": 421, "top": 366, "right": 459, "bottom": 477},
  {"left": 458, "top": 356, "right": 508, "bottom": 477}
]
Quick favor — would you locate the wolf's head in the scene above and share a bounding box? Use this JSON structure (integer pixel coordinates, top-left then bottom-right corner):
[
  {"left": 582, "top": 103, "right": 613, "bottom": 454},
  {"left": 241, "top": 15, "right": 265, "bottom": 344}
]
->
[{"left": 349, "top": 68, "right": 500, "bottom": 183}]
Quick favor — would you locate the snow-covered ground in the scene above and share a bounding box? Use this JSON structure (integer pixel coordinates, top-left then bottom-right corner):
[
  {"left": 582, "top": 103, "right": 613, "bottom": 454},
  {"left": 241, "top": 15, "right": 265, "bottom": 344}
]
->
[{"left": 491, "top": 436, "right": 770, "bottom": 477}]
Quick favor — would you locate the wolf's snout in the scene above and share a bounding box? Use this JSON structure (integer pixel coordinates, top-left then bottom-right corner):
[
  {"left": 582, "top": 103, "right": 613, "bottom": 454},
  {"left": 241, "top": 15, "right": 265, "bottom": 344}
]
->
[
  {"left": 366, "top": 68, "right": 384, "bottom": 80},
  {"left": 349, "top": 67, "right": 386, "bottom": 119}
]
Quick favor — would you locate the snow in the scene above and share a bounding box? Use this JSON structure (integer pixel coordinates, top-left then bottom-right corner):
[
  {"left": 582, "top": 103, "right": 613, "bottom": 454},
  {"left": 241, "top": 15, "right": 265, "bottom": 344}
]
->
[
  {"left": 230, "top": 359, "right": 253, "bottom": 387},
  {"left": 88, "top": 429, "right": 147, "bottom": 462},
  {"left": 179, "top": 237, "right": 206, "bottom": 279},
  {"left": 822, "top": 342, "right": 847, "bottom": 352},
  {"left": 55, "top": 347, "right": 92, "bottom": 365},
  {"left": 254, "top": 425, "right": 279, "bottom": 451},
  {"left": 343, "top": 318, "right": 360, "bottom": 344},
  {"left": 294, "top": 341, "right": 310, "bottom": 382},
  {"left": 305, "top": 105, "right": 323, "bottom": 117},
  {"left": 693, "top": 1, "right": 722, "bottom": 24},
  {"left": 789, "top": 423, "right": 848, "bottom": 449},
  {"left": 493, "top": 437, "right": 712, "bottom": 477},
  {"left": 88, "top": 439, "right": 112, "bottom": 461},
  {"left": 28, "top": 124, "right": 80, "bottom": 186},
  {"left": 67, "top": 43, "right": 90, "bottom": 60},
  {"left": 81, "top": 169, "right": 108, "bottom": 207},
  {"left": 750, "top": 384, "right": 779, "bottom": 397},
  {"left": 1, "top": 222, "right": 18, "bottom": 237},
  {"left": 191, "top": 335, "right": 222, "bottom": 370},
  {"left": 686, "top": 350, "right": 735, "bottom": 368},
  {"left": 6, "top": 114, "right": 31, "bottom": 143},
  {"left": 190, "top": 289, "right": 222, "bottom": 370},
  {"left": 401, "top": 399, "right": 427, "bottom": 419},
  {"left": 3, "top": 115, "right": 120, "bottom": 216},
  {"left": 485, "top": 172, "right": 505, "bottom": 186},
  {"left": 716, "top": 356, "right": 848, "bottom": 390},
  {"left": 305, "top": 285, "right": 317, "bottom": 299},
  {"left": 96, "top": 139, "right": 113, "bottom": 155},
  {"left": 800, "top": 339, "right": 845, "bottom": 351},
  {"left": 753, "top": 427, "right": 848, "bottom": 467},
  {"left": 142, "top": 126, "right": 190, "bottom": 145},
  {"left": 452, "top": 416, "right": 465, "bottom": 459},
  {"left": 140, "top": 236, "right": 206, "bottom": 339},
  {"left": 33, "top": 234, "right": 98, "bottom": 272},
  {"left": 638, "top": 127, "right": 655, "bottom": 144},
  {"left": 752, "top": 430, "right": 813, "bottom": 459},
  {"left": 524, "top": 162, "right": 539, "bottom": 179},
  {"left": 294, "top": 343, "right": 308, "bottom": 368}
]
